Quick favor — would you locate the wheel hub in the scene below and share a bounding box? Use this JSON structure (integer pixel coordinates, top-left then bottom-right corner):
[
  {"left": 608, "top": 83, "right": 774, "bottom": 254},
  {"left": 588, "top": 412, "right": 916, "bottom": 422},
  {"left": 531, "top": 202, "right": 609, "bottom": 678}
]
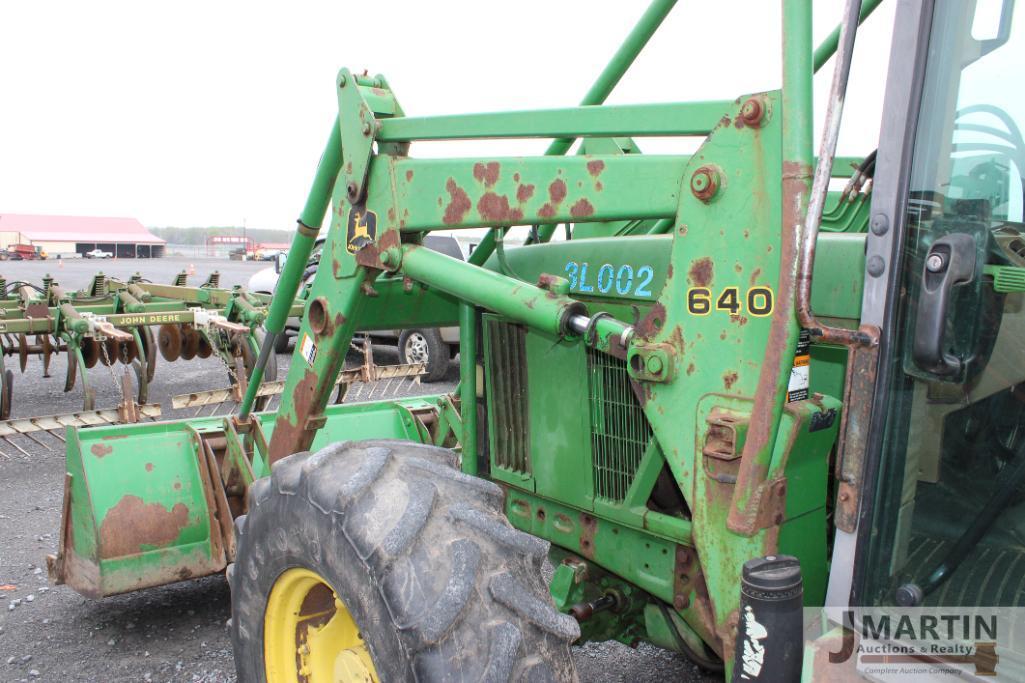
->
[
  {"left": 264, "top": 567, "right": 379, "bottom": 683},
  {"left": 404, "top": 333, "right": 429, "bottom": 364}
]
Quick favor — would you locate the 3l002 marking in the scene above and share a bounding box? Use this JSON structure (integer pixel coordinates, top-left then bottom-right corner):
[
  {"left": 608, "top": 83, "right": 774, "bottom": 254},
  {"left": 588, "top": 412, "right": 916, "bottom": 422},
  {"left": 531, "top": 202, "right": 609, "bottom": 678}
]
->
[{"left": 563, "top": 261, "right": 655, "bottom": 298}]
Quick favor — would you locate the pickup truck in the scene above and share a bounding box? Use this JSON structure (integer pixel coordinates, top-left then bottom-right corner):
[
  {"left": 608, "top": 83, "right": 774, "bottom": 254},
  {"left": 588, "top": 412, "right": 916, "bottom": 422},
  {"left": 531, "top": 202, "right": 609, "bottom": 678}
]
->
[{"left": 83, "top": 248, "right": 113, "bottom": 259}]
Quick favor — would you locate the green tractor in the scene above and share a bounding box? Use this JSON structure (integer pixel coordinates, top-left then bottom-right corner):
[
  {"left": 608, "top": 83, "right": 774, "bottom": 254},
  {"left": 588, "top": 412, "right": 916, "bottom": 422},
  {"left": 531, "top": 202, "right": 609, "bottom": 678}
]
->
[{"left": 46, "top": 0, "right": 1025, "bottom": 679}]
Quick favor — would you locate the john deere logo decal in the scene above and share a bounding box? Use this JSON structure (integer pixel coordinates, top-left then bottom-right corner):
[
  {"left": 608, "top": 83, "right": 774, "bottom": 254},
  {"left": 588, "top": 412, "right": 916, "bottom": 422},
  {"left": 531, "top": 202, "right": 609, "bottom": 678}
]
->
[{"left": 346, "top": 207, "right": 377, "bottom": 254}]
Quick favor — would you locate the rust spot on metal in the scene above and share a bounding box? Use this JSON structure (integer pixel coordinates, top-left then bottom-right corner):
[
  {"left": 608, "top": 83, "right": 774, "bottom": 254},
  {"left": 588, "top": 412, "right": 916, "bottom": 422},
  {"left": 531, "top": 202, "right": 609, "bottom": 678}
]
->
[
  {"left": 688, "top": 257, "right": 714, "bottom": 287},
  {"left": 472, "top": 161, "right": 500, "bottom": 187},
  {"left": 569, "top": 198, "right": 594, "bottom": 218},
  {"left": 355, "top": 229, "right": 401, "bottom": 270},
  {"left": 635, "top": 303, "right": 667, "bottom": 339},
  {"left": 720, "top": 331, "right": 727, "bottom": 340},
  {"left": 145, "top": 463, "right": 153, "bottom": 472},
  {"left": 91, "top": 444, "right": 113, "bottom": 458},
  {"left": 723, "top": 371, "right": 739, "bottom": 391},
  {"left": 537, "top": 178, "right": 568, "bottom": 218},
  {"left": 537, "top": 273, "right": 562, "bottom": 290},
  {"left": 268, "top": 368, "right": 322, "bottom": 464},
  {"left": 405, "top": 169, "right": 414, "bottom": 182},
  {"left": 749, "top": 267, "right": 762, "bottom": 285},
  {"left": 442, "top": 178, "right": 472, "bottom": 225},
  {"left": 516, "top": 184, "right": 535, "bottom": 202},
  {"left": 586, "top": 159, "right": 605, "bottom": 177},
  {"left": 549, "top": 178, "right": 567, "bottom": 203},
  {"left": 687, "top": 363, "right": 695, "bottom": 376},
  {"left": 174, "top": 482, "right": 182, "bottom": 491},
  {"left": 513, "top": 172, "right": 520, "bottom": 182},
  {"left": 477, "top": 193, "right": 523, "bottom": 223},
  {"left": 579, "top": 513, "right": 597, "bottom": 559},
  {"left": 99, "top": 495, "right": 189, "bottom": 558},
  {"left": 101, "top": 434, "right": 129, "bottom": 440}
]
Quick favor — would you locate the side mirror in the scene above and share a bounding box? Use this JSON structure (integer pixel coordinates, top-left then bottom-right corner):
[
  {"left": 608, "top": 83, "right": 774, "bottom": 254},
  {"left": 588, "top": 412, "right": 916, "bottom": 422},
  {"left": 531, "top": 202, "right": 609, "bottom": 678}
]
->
[{"left": 274, "top": 252, "right": 286, "bottom": 274}]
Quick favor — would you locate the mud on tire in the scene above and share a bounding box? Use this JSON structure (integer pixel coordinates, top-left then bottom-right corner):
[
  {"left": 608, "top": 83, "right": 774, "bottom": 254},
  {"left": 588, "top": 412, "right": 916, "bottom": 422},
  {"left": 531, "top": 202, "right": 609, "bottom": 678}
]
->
[{"left": 229, "top": 439, "right": 580, "bottom": 682}]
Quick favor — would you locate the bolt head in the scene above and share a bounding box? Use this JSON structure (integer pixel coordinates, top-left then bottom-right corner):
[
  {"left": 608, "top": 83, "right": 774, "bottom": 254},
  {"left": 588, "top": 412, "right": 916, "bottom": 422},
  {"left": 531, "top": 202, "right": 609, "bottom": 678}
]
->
[
  {"left": 346, "top": 181, "right": 358, "bottom": 198},
  {"left": 362, "top": 121, "right": 372, "bottom": 136},
  {"left": 673, "top": 594, "right": 690, "bottom": 610},
  {"left": 690, "top": 166, "right": 720, "bottom": 201},
  {"left": 740, "top": 98, "right": 764, "bottom": 126},
  {"left": 646, "top": 355, "right": 663, "bottom": 374},
  {"left": 338, "top": 75, "right": 347, "bottom": 88}
]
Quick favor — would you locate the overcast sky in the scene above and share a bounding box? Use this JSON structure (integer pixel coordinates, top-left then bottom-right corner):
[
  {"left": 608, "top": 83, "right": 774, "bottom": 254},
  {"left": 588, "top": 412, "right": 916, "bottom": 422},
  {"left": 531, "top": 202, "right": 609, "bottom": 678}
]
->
[{"left": 0, "top": 1, "right": 896, "bottom": 231}]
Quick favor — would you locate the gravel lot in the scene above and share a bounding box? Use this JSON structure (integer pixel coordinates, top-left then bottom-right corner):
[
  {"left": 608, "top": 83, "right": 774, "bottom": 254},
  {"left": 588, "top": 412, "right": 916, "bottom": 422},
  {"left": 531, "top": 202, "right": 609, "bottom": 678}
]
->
[{"left": 0, "top": 257, "right": 715, "bottom": 682}]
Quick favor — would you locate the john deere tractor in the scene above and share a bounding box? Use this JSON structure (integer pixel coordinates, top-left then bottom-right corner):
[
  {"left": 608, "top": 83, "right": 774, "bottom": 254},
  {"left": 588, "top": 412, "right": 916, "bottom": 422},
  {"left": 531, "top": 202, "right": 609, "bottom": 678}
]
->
[{"left": 47, "top": 0, "right": 1025, "bottom": 679}]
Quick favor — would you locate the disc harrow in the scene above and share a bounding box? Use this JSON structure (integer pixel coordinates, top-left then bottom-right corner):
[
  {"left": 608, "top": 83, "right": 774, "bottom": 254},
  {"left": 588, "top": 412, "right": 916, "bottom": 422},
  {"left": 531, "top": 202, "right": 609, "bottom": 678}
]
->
[{"left": 0, "top": 269, "right": 303, "bottom": 429}]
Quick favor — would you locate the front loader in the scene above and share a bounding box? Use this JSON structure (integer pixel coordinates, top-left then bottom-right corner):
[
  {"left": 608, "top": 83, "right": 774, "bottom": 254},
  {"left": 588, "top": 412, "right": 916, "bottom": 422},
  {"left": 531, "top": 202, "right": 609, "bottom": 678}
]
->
[{"left": 48, "top": 0, "right": 1025, "bottom": 680}]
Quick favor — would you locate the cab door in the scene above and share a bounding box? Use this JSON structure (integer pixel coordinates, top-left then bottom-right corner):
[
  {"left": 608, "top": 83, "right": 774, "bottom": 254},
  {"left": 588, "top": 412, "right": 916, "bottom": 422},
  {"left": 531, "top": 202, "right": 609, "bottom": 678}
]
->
[{"left": 853, "top": 0, "right": 1025, "bottom": 608}]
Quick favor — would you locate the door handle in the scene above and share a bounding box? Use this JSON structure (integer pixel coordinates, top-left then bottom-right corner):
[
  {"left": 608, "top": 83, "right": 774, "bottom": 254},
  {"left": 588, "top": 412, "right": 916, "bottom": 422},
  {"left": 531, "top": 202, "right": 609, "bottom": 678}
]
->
[{"left": 912, "top": 233, "right": 978, "bottom": 376}]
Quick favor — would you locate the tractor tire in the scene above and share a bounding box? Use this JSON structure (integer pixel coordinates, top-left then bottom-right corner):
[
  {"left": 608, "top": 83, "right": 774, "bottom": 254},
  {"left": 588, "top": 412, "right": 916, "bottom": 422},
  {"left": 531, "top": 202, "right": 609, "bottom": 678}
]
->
[
  {"left": 398, "top": 328, "right": 451, "bottom": 383},
  {"left": 229, "top": 440, "right": 579, "bottom": 683},
  {"left": 272, "top": 331, "right": 290, "bottom": 354}
]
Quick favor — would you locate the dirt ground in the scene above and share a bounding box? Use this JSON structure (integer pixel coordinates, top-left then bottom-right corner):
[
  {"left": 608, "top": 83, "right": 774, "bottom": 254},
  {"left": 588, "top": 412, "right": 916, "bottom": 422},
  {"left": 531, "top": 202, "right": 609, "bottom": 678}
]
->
[{"left": 0, "top": 257, "right": 716, "bottom": 682}]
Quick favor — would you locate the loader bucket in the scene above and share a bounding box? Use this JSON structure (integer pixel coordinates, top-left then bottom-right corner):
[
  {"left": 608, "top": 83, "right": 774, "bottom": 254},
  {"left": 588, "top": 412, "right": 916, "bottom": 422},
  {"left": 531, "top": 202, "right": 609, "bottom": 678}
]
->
[
  {"left": 47, "top": 396, "right": 443, "bottom": 597},
  {"left": 48, "top": 419, "right": 231, "bottom": 597}
]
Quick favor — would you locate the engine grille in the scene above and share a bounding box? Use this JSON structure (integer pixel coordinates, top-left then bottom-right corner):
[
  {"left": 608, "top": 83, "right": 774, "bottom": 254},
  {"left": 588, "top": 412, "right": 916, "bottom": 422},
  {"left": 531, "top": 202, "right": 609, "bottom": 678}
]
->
[
  {"left": 588, "top": 349, "right": 652, "bottom": 502},
  {"left": 486, "top": 319, "right": 531, "bottom": 474}
]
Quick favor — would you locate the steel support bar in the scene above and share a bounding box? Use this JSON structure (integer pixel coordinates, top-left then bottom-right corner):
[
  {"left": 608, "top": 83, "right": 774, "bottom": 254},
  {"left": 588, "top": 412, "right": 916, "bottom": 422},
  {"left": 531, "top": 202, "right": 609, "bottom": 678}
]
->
[
  {"left": 240, "top": 119, "right": 343, "bottom": 419},
  {"left": 384, "top": 154, "right": 688, "bottom": 231},
  {"left": 727, "top": 0, "right": 814, "bottom": 533},
  {"left": 813, "top": 0, "right": 884, "bottom": 73},
  {"left": 469, "top": 0, "right": 677, "bottom": 260},
  {"left": 377, "top": 101, "right": 728, "bottom": 142},
  {"left": 458, "top": 303, "right": 478, "bottom": 476},
  {"left": 398, "top": 245, "right": 583, "bottom": 338},
  {"left": 546, "top": 0, "right": 678, "bottom": 156}
]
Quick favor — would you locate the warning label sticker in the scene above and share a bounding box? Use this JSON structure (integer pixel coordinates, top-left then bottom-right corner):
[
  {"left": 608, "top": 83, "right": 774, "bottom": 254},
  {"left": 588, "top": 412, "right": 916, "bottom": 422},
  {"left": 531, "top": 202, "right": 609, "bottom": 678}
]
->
[
  {"left": 299, "top": 333, "right": 317, "bottom": 366},
  {"left": 787, "top": 329, "right": 811, "bottom": 402}
]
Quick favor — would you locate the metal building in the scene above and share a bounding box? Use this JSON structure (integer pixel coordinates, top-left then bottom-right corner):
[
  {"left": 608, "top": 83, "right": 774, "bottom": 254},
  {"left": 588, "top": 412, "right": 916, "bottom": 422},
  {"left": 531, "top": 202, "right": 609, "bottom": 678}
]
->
[{"left": 0, "top": 214, "right": 166, "bottom": 258}]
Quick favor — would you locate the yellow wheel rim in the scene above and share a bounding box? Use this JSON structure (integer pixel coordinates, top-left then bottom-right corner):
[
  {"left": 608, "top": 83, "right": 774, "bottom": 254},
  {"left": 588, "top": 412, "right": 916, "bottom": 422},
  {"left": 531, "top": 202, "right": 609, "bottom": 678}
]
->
[{"left": 264, "top": 567, "right": 379, "bottom": 683}]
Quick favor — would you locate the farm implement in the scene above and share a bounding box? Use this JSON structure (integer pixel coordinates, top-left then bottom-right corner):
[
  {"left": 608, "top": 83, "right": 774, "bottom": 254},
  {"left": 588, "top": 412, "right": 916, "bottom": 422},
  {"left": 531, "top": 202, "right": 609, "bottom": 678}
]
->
[
  {"left": 47, "top": 0, "right": 1025, "bottom": 680},
  {"left": 0, "top": 270, "right": 294, "bottom": 447}
]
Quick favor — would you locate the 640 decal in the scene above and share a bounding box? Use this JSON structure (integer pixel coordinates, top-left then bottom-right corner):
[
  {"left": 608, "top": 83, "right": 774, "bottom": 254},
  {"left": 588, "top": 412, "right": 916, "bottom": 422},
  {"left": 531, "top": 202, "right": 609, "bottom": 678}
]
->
[{"left": 686, "top": 286, "right": 774, "bottom": 317}]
